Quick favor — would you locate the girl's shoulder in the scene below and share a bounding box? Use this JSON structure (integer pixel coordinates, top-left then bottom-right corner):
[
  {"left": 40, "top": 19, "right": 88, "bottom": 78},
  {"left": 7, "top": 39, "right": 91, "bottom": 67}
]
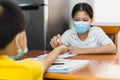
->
[
  {"left": 90, "top": 26, "right": 103, "bottom": 32},
  {"left": 62, "top": 29, "right": 76, "bottom": 35},
  {"left": 90, "top": 26, "right": 102, "bottom": 30}
]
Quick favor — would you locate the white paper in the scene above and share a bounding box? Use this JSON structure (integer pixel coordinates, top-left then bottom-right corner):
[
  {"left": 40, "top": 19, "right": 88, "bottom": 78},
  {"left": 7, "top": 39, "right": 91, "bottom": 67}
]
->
[
  {"left": 27, "top": 52, "right": 77, "bottom": 61},
  {"left": 58, "top": 52, "right": 77, "bottom": 58},
  {"left": 37, "top": 52, "right": 77, "bottom": 59}
]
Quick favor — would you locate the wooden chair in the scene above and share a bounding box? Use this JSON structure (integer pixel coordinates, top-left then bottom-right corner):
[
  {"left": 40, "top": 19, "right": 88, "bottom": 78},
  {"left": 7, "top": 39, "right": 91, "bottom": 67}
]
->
[{"left": 99, "top": 26, "right": 120, "bottom": 47}]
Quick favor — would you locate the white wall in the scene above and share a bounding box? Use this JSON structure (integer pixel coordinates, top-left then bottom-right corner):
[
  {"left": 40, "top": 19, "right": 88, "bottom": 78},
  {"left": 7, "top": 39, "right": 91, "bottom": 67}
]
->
[{"left": 94, "top": 0, "right": 120, "bottom": 23}]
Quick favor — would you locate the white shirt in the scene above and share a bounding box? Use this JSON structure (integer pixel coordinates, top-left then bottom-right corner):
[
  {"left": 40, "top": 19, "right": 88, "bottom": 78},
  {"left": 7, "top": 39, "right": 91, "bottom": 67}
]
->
[{"left": 61, "top": 27, "right": 113, "bottom": 48}]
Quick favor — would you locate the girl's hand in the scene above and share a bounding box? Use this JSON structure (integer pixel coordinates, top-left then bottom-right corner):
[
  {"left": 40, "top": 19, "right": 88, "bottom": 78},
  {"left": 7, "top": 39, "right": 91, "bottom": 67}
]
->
[
  {"left": 50, "top": 34, "right": 65, "bottom": 48},
  {"left": 69, "top": 46, "right": 84, "bottom": 54}
]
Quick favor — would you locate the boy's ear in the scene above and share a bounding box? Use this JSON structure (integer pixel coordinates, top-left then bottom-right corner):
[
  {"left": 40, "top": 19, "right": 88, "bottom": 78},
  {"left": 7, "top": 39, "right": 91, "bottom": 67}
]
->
[{"left": 16, "top": 31, "right": 26, "bottom": 51}]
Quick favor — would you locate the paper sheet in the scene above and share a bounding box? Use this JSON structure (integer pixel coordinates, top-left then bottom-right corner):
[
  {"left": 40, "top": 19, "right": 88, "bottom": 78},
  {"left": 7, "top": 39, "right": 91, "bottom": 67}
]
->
[
  {"left": 57, "top": 52, "right": 77, "bottom": 58},
  {"left": 27, "top": 52, "right": 77, "bottom": 61},
  {"left": 37, "top": 52, "right": 77, "bottom": 59}
]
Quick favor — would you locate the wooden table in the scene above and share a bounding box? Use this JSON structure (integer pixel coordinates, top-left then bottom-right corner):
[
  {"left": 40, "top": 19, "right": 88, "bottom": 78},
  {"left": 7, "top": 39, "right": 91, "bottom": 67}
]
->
[{"left": 22, "top": 50, "right": 120, "bottom": 80}]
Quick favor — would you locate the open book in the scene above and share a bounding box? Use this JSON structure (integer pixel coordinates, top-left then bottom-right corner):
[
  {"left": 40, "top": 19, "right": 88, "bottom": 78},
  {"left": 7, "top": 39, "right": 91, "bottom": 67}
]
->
[{"left": 47, "top": 59, "right": 89, "bottom": 73}]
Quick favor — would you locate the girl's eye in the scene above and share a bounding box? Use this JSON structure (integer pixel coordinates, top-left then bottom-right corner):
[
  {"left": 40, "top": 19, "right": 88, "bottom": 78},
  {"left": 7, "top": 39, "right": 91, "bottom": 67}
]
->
[
  {"left": 75, "top": 19, "right": 79, "bottom": 21},
  {"left": 83, "top": 19, "right": 88, "bottom": 21}
]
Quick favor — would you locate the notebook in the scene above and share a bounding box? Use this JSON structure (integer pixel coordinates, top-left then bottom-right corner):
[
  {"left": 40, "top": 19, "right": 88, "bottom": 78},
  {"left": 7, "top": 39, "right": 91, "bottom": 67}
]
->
[
  {"left": 47, "top": 59, "right": 89, "bottom": 73},
  {"left": 27, "top": 54, "right": 89, "bottom": 73}
]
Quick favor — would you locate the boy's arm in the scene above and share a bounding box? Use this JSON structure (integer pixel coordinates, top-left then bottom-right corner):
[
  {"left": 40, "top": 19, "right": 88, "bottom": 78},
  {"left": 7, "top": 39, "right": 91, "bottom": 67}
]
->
[{"left": 40, "top": 45, "right": 68, "bottom": 72}]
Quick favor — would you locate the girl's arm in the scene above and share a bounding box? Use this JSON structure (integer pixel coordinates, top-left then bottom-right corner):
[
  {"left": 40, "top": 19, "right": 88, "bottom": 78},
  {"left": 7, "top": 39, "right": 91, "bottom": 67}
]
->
[{"left": 69, "top": 43, "right": 116, "bottom": 54}]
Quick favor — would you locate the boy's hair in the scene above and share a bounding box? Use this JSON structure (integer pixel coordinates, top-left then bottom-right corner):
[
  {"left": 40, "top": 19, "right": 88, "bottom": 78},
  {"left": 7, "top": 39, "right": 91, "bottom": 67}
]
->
[
  {"left": 72, "top": 3, "right": 93, "bottom": 19},
  {"left": 0, "top": 0, "right": 25, "bottom": 49}
]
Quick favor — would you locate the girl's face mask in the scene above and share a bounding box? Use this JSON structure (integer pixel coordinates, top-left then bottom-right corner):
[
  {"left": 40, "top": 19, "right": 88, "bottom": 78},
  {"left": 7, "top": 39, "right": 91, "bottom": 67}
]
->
[{"left": 73, "top": 21, "right": 90, "bottom": 34}]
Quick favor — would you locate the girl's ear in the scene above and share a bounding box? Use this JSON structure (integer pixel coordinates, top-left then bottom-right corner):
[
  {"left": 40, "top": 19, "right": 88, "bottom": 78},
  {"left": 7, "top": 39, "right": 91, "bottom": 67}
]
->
[
  {"left": 16, "top": 31, "right": 26, "bottom": 51},
  {"left": 90, "top": 18, "right": 93, "bottom": 22}
]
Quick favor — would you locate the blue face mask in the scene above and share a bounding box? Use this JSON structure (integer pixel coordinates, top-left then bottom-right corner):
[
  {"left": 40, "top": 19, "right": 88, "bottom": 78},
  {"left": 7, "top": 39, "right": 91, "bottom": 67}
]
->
[
  {"left": 10, "top": 34, "right": 28, "bottom": 60},
  {"left": 73, "top": 21, "right": 90, "bottom": 34},
  {"left": 11, "top": 47, "right": 28, "bottom": 60}
]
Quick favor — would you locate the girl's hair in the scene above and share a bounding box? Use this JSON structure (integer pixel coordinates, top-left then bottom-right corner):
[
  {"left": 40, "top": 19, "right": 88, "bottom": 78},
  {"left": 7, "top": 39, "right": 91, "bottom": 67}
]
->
[{"left": 72, "top": 3, "right": 93, "bottom": 19}]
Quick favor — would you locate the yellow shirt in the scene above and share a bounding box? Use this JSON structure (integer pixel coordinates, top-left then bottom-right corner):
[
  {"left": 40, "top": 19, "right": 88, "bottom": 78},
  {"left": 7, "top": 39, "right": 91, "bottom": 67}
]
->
[{"left": 0, "top": 55, "right": 44, "bottom": 80}]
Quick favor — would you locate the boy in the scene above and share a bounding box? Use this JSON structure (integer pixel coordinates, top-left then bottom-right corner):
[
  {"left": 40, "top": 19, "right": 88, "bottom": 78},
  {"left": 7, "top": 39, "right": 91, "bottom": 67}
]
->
[{"left": 0, "top": 0, "right": 68, "bottom": 80}]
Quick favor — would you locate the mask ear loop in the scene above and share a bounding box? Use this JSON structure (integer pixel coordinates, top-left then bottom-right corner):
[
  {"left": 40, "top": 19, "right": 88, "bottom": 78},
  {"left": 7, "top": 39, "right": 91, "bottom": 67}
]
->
[
  {"left": 16, "top": 34, "right": 21, "bottom": 49},
  {"left": 16, "top": 33, "right": 28, "bottom": 53}
]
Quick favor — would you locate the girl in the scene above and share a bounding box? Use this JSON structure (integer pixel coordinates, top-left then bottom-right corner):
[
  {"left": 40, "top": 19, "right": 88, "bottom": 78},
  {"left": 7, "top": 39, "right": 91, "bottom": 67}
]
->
[{"left": 50, "top": 3, "right": 116, "bottom": 54}]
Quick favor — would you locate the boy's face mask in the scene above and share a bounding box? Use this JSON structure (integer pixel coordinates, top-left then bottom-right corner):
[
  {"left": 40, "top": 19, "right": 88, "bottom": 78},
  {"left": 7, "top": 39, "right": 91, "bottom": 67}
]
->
[
  {"left": 10, "top": 34, "right": 28, "bottom": 60},
  {"left": 73, "top": 21, "right": 90, "bottom": 34}
]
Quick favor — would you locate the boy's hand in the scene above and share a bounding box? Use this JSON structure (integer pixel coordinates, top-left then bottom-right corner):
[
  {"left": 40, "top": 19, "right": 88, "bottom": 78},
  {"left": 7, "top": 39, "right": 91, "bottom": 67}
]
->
[{"left": 54, "top": 45, "right": 69, "bottom": 54}]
